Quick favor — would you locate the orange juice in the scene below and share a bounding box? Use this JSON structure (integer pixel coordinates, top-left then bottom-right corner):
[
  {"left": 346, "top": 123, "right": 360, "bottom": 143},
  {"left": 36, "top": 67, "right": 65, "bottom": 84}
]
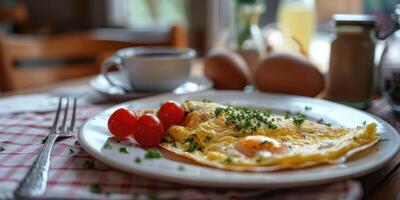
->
[{"left": 278, "top": 0, "right": 316, "bottom": 55}]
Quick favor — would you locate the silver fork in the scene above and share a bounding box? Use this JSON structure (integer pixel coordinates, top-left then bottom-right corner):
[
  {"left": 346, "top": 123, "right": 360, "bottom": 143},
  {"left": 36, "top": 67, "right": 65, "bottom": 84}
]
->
[{"left": 14, "top": 97, "right": 77, "bottom": 198}]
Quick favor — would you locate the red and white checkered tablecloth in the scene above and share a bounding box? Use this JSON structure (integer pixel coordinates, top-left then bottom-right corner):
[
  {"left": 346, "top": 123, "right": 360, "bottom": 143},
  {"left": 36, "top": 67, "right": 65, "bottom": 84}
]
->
[{"left": 0, "top": 104, "right": 363, "bottom": 200}]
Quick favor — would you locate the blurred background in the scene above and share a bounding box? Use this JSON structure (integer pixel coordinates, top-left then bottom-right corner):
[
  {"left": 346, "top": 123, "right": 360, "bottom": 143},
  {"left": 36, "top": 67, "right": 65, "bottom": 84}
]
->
[
  {"left": 0, "top": 0, "right": 399, "bottom": 97},
  {"left": 0, "top": 0, "right": 397, "bottom": 55}
]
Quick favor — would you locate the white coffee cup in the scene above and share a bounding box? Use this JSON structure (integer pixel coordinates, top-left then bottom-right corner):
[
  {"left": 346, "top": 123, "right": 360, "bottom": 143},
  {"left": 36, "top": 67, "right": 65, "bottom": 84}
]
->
[{"left": 101, "top": 47, "right": 196, "bottom": 92}]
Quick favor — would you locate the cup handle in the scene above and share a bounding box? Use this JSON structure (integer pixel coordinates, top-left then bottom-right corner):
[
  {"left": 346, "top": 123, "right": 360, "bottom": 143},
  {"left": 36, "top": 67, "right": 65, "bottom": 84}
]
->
[{"left": 101, "top": 55, "right": 130, "bottom": 91}]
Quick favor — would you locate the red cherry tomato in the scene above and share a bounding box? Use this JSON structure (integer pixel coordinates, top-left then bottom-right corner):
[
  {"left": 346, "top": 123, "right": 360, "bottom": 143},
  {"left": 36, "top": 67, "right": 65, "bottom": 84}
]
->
[
  {"left": 157, "top": 101, "right": 185, "bottom": 129},
  {"left": 134, "top": 114, "right": 165, "bottom": 147},
  {"left": 107, "top": 108, "right": 138, "bottom": 138}
]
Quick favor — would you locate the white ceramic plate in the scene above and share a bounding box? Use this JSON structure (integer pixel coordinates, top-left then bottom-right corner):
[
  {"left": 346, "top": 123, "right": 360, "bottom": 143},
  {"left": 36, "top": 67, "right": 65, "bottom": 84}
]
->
[
  {"left": 78, "top": 91, "right": 400, "bottom": 188},
  {"left": 90, "top": 72, "right": 213, "bottom": 101}
]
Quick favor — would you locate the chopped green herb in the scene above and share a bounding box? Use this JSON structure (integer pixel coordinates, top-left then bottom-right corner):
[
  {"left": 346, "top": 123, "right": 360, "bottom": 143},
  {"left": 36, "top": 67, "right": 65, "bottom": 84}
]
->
[
  {"left": 148, "top": 193, "right": 158, "bottom": 200},
  {"left": 69, "top": 148, "right": 74, "bottom": 154},
  {"left": 292, "top": 113, "right": 305, "bottom": 125},
  {"left": 225, "top": 157, "right": 233, "bottom": 164},
  {"left": 119, "top": 147, "right": 129, "bottom": 154},
  {"left": 261, "top": 140, "right": 271, "bottom": 145},
  {"left": 41, "top": 136, "right": 48, "bottom": 144},
  {"left": 103, "top": 143, "right": 112, "bottom": 149},
  {"left": 134, "top": 157, "right": 142, "bottom": 163},
  {"left": 317, "top": 118, "right": 324, "bottom": 124},
  {"left": 90, "top": 183, "right": 102, "bottom": 194},
  {"left": 214, "top": 106, "right": 278, "bottom": 134},
  {"left": 362, "top": 121, "right": 367, "bottom": 125},
  {"left": 184, "top": 138, "right": 201, "bottom": 152},
  {"left": 214, "top": 107, "right": 224, "bottom": 116},
  {"left": 74, "top": 140, "right": 80, "bottom": 145},
  {"left": 202, "top": 99, "right": 212, "bottom": 103},
  {"left": 324, "top": 123, "right": 332, "bottom": 127},
  {"left": 305, "top": 106, "right": 312, "bottom": 111},
  {"left": 132, "top": 192, "right": 139, "bottom": 200},
  {"left": 83, "top": 160, "right": 95, "bottom": 169},
  {"left": 145, "top": 150, "right": 162, "bottom": 159},
  {"left": 177, "top": 165, "right": 185, "bottom": 171}
]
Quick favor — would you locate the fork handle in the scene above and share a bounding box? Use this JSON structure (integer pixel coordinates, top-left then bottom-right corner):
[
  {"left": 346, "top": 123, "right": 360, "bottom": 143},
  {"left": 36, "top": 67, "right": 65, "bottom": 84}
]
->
[{"left": 14, "top": 134, "right": 58, "bottom": 198}]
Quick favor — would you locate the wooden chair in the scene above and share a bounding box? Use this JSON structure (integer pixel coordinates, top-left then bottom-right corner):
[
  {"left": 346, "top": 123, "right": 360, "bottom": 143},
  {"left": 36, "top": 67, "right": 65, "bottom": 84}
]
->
[
  {"left": 0, "top": 2, "right": 28, "bottom": 24},
  {"left": 0, "top": 25, "right": 188, "bottom": 92}
]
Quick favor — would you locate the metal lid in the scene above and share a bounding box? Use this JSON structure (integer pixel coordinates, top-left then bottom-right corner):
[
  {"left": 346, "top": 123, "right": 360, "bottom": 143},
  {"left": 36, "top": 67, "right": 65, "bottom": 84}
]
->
[{"left": 332, "top": 14, "right": 376, "bottom": 27}]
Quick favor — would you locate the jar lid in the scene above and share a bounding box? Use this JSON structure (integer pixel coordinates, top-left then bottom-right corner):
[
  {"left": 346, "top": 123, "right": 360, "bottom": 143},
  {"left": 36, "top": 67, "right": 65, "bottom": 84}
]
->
[{"left": 332, "top": 14, "right": 376, "bottom": 27}]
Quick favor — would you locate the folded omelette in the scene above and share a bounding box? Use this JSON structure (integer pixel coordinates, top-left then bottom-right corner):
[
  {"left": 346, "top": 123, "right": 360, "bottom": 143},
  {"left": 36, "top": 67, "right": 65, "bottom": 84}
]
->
[{"left": 160, "top": 101, "right": 380, "bottom": 171}]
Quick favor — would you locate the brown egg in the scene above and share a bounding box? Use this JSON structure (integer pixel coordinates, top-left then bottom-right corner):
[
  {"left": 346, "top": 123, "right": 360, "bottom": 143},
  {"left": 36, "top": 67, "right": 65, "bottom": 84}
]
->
[
  {"left": 204, "top": 50, "right": 251, "bottom": 90},
  {"left": 255, "top": 53, "right": 324, "bottom": 97}
]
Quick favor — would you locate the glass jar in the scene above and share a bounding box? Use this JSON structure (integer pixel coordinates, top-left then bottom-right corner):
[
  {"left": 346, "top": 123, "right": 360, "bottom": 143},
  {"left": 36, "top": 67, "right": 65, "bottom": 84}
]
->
[
  {"left": 234, "top": 0, "right": 265, "bottom": 73},
  {"left": 324, "top": 14, "right": 376, "bottom": 109},
  {"left": 277, "top": 0, "right": 316, "bottom": 56},
  {"left": 380, "top": 30, "right": 400, "bottom": 112}
]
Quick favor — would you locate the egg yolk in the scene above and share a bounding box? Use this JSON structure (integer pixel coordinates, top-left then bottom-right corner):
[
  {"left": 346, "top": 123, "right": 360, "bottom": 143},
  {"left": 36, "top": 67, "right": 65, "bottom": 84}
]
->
[{"left": 234, "top": 135, "right": 284, "bottom": 157}]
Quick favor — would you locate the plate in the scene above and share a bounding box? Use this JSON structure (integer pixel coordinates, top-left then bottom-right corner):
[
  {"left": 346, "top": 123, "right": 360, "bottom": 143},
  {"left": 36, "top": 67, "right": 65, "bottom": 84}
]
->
[
  {"left": 90, "top": 71, "right": 213, "bottom": 101},
  {"left": 78, "top": 91, "right": 400, "bottom": 188}
]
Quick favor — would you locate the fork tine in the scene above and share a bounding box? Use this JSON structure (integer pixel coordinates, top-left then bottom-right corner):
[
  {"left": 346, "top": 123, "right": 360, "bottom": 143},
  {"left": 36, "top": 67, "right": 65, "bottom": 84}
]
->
[
  {"left": 51, "top": 97, "right": 63, "bottom": 132},
  {"left": 68, "top": 98, "right": 77, "bottom": 132},
  {"left": 59, "top": 97, "right": 70, "bottom": 131}
]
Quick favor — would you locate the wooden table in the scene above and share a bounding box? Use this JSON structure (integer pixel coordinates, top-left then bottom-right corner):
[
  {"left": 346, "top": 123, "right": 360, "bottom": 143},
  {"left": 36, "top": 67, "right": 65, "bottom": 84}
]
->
[{"left": 0, "top": 77, "right": 399, "bottom": 200}]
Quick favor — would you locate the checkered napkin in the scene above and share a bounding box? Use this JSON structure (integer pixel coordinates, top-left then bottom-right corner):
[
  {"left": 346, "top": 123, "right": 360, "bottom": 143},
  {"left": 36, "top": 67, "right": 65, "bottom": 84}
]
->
[{"left": 0, "top": 105, "right": 362, "bottom": 200}]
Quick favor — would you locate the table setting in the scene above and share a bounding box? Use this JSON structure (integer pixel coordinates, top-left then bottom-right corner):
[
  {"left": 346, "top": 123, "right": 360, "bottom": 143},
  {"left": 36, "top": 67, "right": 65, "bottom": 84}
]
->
[
  {"left": 0, "top": 90, "right": 368, "bottom": 200},
  {"left": 2, "top": 4, "right": 400, "bottom": 199},
  {"left": 0, "top": 40, "right": 399, "bottom": 200}
]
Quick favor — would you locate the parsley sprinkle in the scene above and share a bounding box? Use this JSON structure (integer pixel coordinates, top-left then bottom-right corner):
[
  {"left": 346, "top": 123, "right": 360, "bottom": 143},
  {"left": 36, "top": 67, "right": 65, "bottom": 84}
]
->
[
  {"left": 148, "top": 193, "right": 158, "bottom": 200},
  {"left": 133, "top": 192, "right": 139, "bottom": 200},
  {"left": 284, "top": 111, "right": 291, "bottom": 119},
  {"left": 74, "top": 140, "right": 80, "bottom": 145},
  {"left": 83, "top": 160, "right": 95, "bottom": 169},
  {"left": 69, "top": 148, "right": 74, "bottom": 154},
  {"left": 214, "top": 107, "right": 224, "bottom": 116},
  {"left": 41, "top": 136, "right": 48, "bottom": 144},
  {"left": 177, "top": 165, "right": 185, "bottom": 171},
  {"left": 317, "top": 118, "right": 324, "bottom": 124},
  {"left": 104, "top": 143, "right": 112, "bottom": 149},
  {"left": 325, "top": 123, "right": 332, "bottom": 127},
  {"left": 225, "top": 157, "right": 233, "bottom": 164},
  {"left": 119, "top": 147, "right": 129, "bottom": 154},
  {"left": 214, "top": 106, "right": 278, "bottom": 134},
  {"left": 305, "top": 106, "right": 312, "bottom": 111},
  {"left": 261, "top": 140, "right": 272, "bottom": 145},
  {"left": 134, "top": 157, "right": 142, "bottom": 163},
  {"left": 292, "top": 113, "right": 305, "bottom": 125},
  {"left": 362, "top": 121, "right": 367, "bottom": 125},
  {"left": 202, "top": 99, "right": 212, "bottom": 103},
  {"left": 145, "top": 150, "right": 162, "bottom": 159},
  {"left": 90, "top": 184, "right": 102, "bottom": 194},
  {"left": 184, "top": 138, "right": 201, "bottom": 152},
  {"left": 0, "top": 146, "right": 5, "bottom": 152}
]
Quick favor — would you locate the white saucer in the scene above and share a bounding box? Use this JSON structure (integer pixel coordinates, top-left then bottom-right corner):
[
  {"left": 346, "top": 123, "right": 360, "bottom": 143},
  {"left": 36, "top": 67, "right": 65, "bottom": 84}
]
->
[{"left": 90, "top": 72, "right": 213, "bottom": 101}]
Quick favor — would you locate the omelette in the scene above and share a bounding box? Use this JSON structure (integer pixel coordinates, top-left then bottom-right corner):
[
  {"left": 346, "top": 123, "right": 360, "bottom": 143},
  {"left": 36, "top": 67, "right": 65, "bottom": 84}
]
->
[{"left": 159, "top": 101, "right": 380, "bottom": 171}]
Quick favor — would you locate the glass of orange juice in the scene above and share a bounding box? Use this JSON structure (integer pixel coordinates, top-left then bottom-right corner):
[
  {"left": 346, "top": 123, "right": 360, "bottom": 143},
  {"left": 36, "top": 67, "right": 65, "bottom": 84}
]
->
[{"left": 277, "top": 0, "right": 316, "bottom": 55}]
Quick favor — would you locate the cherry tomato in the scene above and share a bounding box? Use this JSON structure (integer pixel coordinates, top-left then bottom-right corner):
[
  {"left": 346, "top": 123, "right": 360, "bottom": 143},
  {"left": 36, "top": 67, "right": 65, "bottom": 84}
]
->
[
  {"left": 107, "top": 108, "right": 138, "bottom": 138},
  {"left": 157, "top": 101, "right": 185, "bottom": 129},
  {"left": 134, "top": 114, "right": 165, "bottom": 147}
]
